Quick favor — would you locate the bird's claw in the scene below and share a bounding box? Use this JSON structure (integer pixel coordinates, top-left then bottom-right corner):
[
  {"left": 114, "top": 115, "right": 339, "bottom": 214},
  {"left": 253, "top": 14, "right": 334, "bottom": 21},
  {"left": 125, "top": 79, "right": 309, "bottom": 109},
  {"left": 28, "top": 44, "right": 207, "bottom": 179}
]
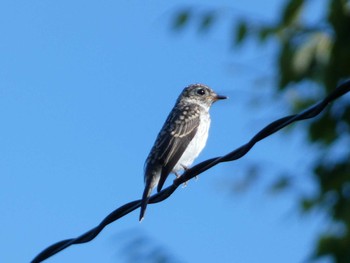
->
[
  {"left": 181, "top": 164, "right": 189, "bottom": 171},
  {"left": 174, "top": 172, "right": 181, "bottom": 179}
]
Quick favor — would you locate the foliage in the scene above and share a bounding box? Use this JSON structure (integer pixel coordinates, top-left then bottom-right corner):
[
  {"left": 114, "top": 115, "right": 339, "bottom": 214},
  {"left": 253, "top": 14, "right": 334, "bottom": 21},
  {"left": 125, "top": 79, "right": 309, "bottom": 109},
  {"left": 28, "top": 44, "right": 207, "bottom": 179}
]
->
[
  {"left": 173, "top": 0, "right": 350, "bottom": 262},
  {"left": 118, "top": 230, "right": 182, "bottom": 263}
]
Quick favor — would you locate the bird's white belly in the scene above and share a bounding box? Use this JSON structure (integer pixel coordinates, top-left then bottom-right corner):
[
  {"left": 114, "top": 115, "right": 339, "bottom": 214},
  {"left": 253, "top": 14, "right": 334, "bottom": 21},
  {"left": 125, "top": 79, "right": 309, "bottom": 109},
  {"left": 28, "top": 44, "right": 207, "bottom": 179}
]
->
[{"left": 173, "top": 112, "right": 210, "bottom": 172}]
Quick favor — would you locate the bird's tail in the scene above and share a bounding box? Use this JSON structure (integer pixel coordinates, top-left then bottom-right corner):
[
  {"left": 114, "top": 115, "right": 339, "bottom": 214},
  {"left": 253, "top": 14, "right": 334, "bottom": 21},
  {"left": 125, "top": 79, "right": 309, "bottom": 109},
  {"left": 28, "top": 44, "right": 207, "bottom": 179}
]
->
[{"left": 139, "top": 181, "right": 153, "bottom": 222}]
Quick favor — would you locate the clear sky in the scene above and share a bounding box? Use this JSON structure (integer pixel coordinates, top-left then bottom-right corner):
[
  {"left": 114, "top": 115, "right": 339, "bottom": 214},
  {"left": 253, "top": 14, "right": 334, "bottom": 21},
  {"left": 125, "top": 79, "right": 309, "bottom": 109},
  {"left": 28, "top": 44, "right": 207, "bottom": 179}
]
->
[{"left": 0, "top": 1, "right": 330, "bottom": 263}]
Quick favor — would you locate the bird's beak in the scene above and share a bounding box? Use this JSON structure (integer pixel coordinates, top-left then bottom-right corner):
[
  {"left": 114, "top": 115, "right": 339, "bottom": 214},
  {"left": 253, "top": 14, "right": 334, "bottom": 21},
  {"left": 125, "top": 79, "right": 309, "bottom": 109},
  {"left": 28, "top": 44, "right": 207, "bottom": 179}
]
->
[{"left": 214, "top": 94, "right": 228, "bottom": 101}]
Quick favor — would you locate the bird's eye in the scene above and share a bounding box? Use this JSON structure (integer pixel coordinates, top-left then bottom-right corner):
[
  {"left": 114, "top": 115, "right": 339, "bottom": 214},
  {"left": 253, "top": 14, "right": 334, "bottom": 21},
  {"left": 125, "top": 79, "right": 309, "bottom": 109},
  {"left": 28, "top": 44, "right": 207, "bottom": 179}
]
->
[{"left": 196, "top": 88, "right": 206, "bottom": 96}]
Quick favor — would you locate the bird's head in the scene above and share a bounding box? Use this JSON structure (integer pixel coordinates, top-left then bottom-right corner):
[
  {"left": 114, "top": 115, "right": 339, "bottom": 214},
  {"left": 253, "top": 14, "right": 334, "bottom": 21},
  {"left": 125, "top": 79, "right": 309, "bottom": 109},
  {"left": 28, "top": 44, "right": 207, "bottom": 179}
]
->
[{"left": 179, "top": 84, "right": 227, "bottom": 108}]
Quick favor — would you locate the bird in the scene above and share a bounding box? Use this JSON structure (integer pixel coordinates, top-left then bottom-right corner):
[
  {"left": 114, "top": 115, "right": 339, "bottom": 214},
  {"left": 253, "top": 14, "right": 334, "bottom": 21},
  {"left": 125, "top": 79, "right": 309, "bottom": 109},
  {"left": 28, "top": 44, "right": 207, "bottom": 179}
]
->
[{"left": 139, "top": 83, "right": 227, "bottom": 221}]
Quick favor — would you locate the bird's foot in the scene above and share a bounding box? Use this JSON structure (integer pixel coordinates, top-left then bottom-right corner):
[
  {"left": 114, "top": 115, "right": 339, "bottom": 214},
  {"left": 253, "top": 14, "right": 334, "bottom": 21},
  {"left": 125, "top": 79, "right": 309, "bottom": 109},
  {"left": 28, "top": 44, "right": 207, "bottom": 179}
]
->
[
  {"left": 180, "top": 164, "right": 189, "bottom": 171},
  {"left": 174, "top": 171, "right": 181, "bottom": 179}
]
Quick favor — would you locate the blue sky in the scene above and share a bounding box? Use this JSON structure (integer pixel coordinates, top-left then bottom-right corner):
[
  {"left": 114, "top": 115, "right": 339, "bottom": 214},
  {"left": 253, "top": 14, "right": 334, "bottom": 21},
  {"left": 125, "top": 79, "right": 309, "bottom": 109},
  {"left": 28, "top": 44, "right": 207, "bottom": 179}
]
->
[{"left": 0, "top": 1, "right": 330, "bottom": 262}]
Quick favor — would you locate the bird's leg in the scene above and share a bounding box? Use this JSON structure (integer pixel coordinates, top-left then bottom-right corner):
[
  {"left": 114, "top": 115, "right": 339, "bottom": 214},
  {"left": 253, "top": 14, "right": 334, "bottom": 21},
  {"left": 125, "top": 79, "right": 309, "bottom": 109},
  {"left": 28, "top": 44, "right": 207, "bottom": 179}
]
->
[
  {"left": 174, "top": 171, "right": 181, "bottom": 179},
  {"left": 173, "top": 171, "right": 188, "bottom": 188},
  {"left": 180, "top": 164, "right": 188, "bottom": 171},
  {"left": 180, "top": 164, "right": 190, "bottom": 187},
  {"left": 181, "top": 164, "right": 198, "bottom": 181}
]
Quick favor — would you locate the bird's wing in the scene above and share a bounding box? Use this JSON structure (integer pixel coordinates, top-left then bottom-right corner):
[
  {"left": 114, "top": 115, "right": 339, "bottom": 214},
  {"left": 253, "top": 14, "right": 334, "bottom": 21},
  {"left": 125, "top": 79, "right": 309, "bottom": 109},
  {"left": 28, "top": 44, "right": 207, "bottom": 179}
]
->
[
  {"left": 140, "top": 105, "right": 199, "bottom": 221},
  {"left": 154, "top": 104, "right": 200, "bottom": 192}
]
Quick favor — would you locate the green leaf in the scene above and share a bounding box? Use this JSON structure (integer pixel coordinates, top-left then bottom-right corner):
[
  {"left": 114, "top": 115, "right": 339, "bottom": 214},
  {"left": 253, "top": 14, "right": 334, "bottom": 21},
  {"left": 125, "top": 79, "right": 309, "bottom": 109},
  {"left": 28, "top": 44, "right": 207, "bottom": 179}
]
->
[
  {"left": 314, "top": 233, "right": 350, "bottom": 261},
  {"left": 281, "top": 0, "right": 305, "bottom": 26},
  {"left": 299, "top": 197, "right": 318, "bottom": 212},
  {"left": 234, "top": 20, "right": 248, "bottom": 46},
  {"left": 198, "top": 12, "right": 216, "bottom": 33},
  {"left": 268, "top": 175, "right": 293, "bottom": 194},
  {"left": 258, "top": 26, "right": 275, "bottom": 43},
  {"left": 278, "top": 41, "right": 295, "bottom": 88},
  {"left": 308, "top": 110, "right": 338, "bottom": 145},
  {"left": 328, "top": 0, "right": 350, "bottom": 38},
  {"left": 172, "top": 9, "right": 191, "bottom": 30}
]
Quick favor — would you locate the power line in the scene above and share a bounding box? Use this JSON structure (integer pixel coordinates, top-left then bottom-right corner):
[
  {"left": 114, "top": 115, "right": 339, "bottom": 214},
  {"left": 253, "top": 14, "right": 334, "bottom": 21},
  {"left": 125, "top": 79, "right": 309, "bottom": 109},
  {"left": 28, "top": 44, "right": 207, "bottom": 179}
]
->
[{"left": 32, "top": 79, "right": 350, "bottom": 263}]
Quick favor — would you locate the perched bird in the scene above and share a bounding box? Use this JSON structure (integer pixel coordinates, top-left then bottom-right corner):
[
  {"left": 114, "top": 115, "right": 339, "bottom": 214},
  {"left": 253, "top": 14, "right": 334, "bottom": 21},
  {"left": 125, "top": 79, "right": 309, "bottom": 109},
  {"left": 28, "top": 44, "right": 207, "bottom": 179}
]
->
[{"left": 140, "top": 84, "right": 227, "bottom": 221}]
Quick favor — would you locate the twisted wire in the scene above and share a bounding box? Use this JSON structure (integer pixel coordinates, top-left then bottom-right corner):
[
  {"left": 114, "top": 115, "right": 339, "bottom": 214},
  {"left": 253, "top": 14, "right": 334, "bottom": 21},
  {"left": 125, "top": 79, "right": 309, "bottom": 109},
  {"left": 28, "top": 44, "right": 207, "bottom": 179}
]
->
[{"left": 32, "top": 79, "right": 350, "bottom": 263}]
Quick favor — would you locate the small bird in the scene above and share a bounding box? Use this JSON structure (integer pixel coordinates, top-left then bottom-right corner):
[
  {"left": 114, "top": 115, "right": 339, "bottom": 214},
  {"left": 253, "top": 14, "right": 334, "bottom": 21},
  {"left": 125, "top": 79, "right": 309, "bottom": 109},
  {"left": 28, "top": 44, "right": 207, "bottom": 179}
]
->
[{"left": 140, "top": 84, "right": 227, "bottom": 221}]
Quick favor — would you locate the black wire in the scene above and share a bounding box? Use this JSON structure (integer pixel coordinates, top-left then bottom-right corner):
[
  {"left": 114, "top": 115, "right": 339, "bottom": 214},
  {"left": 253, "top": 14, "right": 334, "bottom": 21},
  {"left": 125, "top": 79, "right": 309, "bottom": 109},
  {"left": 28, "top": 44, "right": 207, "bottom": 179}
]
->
[{"left": 31, "top": 79, "right": 350, "bottom": 263}]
